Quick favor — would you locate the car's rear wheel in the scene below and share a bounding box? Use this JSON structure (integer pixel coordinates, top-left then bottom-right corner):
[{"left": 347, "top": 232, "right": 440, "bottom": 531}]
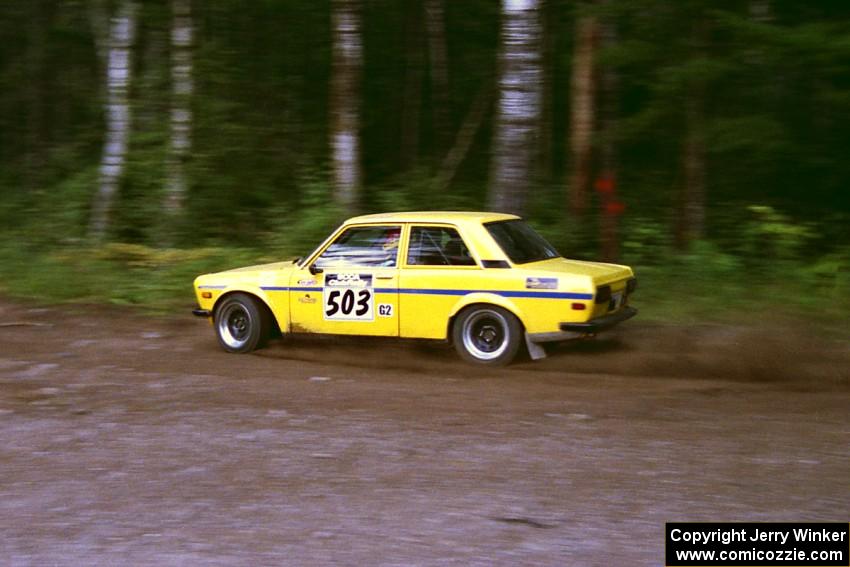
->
[
  {"left": 214, "top": 293, "right": 271, "bottom": 353},
  {"left": 452, "top": 305, "right": 522, "bottom": 366}
]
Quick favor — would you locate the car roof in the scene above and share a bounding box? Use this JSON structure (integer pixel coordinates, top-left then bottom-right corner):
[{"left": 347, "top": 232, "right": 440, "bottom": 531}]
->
[{"left": 344, "top": 211, "right": 520, "bottom": 225}]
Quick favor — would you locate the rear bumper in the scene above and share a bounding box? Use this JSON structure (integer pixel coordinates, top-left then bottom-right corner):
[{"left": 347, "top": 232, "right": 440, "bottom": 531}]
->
[
  {"left": 192, "top": 309, "right": 212, "bottom": 318},
  {"left": 559, "top": 306, "right": 637, "bottom": 333}
]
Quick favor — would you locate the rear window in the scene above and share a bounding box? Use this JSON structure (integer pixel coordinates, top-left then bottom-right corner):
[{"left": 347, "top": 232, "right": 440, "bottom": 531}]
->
[
  {"left": 485, "top": 220, "right": 560, "bottom": 265},
  {"left": 407, "top": 226, "right": 476, "bottom": 266}
]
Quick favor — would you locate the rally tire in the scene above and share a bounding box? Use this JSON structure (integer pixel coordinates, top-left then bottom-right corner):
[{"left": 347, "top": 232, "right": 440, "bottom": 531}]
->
[
  {"left": 452, "top": 305, "right": 523, "bottom": 366},
  {"left": 214, "top": 293, "right": 271, "bottom": 353}
]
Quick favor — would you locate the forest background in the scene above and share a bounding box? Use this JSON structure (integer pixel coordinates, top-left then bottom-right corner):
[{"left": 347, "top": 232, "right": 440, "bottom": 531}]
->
[{"left": 0, "top": 0, "right": 847, "bottom": 330}]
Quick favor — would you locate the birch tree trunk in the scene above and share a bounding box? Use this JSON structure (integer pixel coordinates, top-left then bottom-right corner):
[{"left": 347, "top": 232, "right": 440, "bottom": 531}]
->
[
  {"left": 488, "top": 0, "right": 543, "bottom": 216},
  {"left": 330, "top": 0, "right": 363, "bottom": 212},
  {"left": 89, "top": 0, "right": 138, "bottom": 240},
  {"left": 164, "top": 0, "right": 193, "bottom": 219},
  {"left": 568, "top": 11, "right": 597, "bottom": 218}
]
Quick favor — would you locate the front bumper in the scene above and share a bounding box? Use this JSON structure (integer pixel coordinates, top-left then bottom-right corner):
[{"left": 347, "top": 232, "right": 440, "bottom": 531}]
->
[
  {"left": 559, "top": 306, "right": 637, "bottom": 333},
  {"left": 192, "top": 309, "right": 212, "bottom": 318}
]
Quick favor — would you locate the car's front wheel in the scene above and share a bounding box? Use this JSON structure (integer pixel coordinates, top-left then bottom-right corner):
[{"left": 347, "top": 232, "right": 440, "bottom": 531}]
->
[
  {"left": 452, "top": 305, "right": 522, "bottom": 366},
  {"left": 214, "top": 293, "right": 271, "bottom": 353}
]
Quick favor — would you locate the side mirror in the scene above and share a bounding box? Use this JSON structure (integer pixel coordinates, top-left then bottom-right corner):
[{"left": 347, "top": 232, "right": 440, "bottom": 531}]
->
[{"left": 309, "top": 264, "right": 323, "bottom": 275}]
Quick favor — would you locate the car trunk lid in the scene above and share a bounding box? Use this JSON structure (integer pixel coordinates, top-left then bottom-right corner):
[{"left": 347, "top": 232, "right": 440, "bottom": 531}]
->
[{"left": 525, "top": 257, "right": 632, "bottom": 286}]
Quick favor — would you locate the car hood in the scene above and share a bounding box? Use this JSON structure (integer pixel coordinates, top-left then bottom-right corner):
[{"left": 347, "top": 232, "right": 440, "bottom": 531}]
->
[
  {"left": 195, "top": 260, "right": 299, "bottom": 290},
  {"left": 219, "top": 260, "right": 298, "bottom": 274},
  {"left": 525, "top": 257, "right": 633, "bottom": 285}
]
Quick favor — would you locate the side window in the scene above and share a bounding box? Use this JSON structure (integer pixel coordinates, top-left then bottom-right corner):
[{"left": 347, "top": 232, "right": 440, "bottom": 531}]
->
[
  {"left": 406, "top": 226, "right": 476, "bottom": 266},
  {"left": 316, "top": 225, "right": 401, "bottom": 268}
]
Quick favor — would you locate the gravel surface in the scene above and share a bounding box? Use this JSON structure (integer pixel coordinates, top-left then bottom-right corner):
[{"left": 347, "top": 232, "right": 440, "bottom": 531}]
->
[{"left": 0, "top": 299, "right": 848, "bottom": 566}]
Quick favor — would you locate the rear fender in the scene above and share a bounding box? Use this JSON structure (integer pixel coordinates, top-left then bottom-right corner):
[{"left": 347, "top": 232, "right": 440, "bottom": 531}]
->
[{"left": 446, "top": 293, "right": 525, "bottom": 342}]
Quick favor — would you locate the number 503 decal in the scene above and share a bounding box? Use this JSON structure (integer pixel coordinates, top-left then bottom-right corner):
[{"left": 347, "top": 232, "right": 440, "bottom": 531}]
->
[{"left": 324, "top": 288, "right": 373, "bottom": 320}]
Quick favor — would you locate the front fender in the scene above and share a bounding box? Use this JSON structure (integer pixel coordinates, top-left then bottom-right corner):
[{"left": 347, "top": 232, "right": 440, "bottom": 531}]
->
[{"left": 212, "top": 285, "right": 288, "bottom": 333}]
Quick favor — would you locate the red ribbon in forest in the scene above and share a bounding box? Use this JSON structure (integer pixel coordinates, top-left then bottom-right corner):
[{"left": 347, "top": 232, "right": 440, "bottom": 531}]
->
[{"left": 595, "top": 175, "right": 625, "bottom": 216}]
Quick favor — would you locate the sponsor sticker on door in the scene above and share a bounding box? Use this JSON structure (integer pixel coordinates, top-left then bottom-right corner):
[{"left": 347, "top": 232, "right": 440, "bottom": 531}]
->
[{"left": 323, "top": 273, "right": 374, "bottom": 321}]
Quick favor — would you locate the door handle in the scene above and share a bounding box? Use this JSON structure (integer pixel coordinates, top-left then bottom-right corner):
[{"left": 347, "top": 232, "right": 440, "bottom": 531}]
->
[{"left": 375, "top": 275, "right": 395, "bottom": 280}]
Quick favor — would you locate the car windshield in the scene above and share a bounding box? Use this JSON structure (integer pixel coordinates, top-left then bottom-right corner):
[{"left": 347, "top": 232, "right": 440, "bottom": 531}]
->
[{"left": 485, "top": 220, "right": 560, "bottom": 265}]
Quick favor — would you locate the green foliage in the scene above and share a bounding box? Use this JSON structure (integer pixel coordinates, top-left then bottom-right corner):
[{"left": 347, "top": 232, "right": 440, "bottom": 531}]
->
[
  {"left": 114, "top": 128, "right": 170, "bottom": 243},
  {"left": 620, "top": 217, "right": 673, "bottom": 265},
  {"left": 370, "top": 169, "right": 482, "bottom": 213},
  {"left": 0, "top": 242, "right": 268, "bottom": 310},
  {"left": 0, "top": 0, "right": 846, "bottom": 330},
  {"left": 742, "top": 205, "right": 817, "bottom": 262},
  {"left": 2, "top": 166, "right": 99, "bottom": 249},
  {"left": 266, "top": 174, "right": 344, "bottom": 258}
]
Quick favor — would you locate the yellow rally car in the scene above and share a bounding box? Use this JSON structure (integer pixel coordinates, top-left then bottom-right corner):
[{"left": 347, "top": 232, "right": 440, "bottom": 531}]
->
[{"left": 193, "top": 212, "right": 636, "bottom": 365}]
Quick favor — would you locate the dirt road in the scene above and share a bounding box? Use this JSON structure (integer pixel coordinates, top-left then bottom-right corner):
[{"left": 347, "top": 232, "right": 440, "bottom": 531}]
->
[{"left": 1, "top": 299, "right": 848, "bottom": 566}]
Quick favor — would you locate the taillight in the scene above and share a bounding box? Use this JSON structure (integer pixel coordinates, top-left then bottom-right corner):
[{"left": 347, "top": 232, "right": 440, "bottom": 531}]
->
[{"left": 595, "top": 285, "right": 611, "bottom": 304}]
